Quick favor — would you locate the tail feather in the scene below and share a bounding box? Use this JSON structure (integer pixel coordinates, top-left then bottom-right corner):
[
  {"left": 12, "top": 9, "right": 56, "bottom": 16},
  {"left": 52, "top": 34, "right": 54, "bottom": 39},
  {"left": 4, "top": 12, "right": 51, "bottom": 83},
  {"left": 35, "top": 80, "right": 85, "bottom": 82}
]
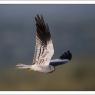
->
[{"left": 60, "top": 50, "right": 72, "bottom": 60}]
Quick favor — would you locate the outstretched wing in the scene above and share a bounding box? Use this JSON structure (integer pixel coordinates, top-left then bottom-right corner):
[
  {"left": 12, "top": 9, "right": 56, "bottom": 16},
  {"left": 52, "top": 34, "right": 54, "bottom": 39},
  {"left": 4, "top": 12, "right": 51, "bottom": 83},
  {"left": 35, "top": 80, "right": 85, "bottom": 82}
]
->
[
  {"left": 32, "top": 15, "right": 54, "bottom": 66},
  {"left": 50, "top": 50, "right": 72, "bottom": 67}
]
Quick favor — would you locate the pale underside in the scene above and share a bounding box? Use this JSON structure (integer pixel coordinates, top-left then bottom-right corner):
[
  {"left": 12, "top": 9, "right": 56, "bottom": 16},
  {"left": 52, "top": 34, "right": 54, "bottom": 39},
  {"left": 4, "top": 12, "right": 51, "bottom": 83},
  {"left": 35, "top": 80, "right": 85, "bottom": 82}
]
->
[
  {"left": 16, "top": 15, "right": 55, "bottom": 73},
  {"left": 33, "top": 35, "right": 54, "bottom": 66}
]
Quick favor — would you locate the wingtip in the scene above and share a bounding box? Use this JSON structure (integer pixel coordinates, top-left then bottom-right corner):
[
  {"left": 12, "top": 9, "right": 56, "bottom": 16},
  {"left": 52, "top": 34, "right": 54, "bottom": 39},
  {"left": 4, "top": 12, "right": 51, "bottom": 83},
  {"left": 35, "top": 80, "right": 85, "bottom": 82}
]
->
[
  {"left": 60, "top": 50, "right": 72, "bottom": 60},
  {"left": 35, "top": 14, "right": 51, "bottom": 45},
  {"left": 35, "top": 14, "right": 44, "bottom": 22}
]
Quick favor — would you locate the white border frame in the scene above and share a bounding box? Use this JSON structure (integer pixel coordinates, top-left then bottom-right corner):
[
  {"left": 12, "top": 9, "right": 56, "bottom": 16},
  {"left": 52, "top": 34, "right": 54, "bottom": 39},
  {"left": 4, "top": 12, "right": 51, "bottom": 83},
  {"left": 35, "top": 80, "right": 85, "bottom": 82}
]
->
[
  {"left": 0, "top": 1, "right": 95, "bottom": 4},
  {"left": 0, "top": 91, "right": 95, "bottom": 94},
  {"left": 0, "top": 1, "right": 95, "bottom": 94}
]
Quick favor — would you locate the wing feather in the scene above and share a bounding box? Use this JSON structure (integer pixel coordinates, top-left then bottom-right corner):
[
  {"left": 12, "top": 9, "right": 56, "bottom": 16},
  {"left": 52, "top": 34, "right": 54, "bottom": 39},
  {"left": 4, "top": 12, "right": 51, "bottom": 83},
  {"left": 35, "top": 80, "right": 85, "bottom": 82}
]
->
[{"left": 32, "top": 15, "right": 54, "bottom": 66}]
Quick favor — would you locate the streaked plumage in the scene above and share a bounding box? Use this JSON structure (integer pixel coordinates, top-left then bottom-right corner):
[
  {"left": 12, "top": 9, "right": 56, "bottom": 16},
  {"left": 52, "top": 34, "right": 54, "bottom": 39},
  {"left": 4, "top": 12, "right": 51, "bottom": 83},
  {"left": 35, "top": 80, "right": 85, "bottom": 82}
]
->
[{"left": 16, "top": 15, "right": 72, "bottom": 73}]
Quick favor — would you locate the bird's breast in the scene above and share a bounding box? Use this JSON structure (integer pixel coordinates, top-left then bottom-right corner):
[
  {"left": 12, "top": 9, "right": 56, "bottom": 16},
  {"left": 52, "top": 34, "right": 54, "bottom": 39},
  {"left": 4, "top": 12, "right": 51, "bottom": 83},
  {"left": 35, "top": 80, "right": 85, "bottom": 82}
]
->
[{"left": 31, "top": 65, "right": 54, "bottom": 73}]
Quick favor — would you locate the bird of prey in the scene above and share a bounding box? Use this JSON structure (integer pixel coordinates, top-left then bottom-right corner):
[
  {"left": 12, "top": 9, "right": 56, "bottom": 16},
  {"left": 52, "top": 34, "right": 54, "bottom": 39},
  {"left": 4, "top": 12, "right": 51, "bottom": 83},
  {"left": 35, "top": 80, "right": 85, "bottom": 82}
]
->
[{"left": 16, "top": 15, "right": 72, "bottom": 73}]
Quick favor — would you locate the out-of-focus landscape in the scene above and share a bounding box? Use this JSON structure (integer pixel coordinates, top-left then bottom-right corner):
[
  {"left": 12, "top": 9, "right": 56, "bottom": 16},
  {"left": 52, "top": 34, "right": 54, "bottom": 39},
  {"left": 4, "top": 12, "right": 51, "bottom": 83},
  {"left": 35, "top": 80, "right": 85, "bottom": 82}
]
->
[{"left": 0, "top": 4, "right": 95, "bottom": 91}]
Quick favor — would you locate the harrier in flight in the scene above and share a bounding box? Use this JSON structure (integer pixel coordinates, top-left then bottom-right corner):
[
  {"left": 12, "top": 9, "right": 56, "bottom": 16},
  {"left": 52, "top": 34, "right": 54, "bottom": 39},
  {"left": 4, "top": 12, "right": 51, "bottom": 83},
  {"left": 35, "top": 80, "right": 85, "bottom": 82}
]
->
[{"left": 16, "top": 15, "right": 72, "bottom": 73}]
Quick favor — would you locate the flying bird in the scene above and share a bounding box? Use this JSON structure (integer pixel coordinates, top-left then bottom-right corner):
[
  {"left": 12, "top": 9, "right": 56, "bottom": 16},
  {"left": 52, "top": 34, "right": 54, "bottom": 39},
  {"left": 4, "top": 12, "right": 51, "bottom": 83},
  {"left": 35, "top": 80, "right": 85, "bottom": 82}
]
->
[{"left": 16, "top": 15, "right": 72, "bottom": 73}]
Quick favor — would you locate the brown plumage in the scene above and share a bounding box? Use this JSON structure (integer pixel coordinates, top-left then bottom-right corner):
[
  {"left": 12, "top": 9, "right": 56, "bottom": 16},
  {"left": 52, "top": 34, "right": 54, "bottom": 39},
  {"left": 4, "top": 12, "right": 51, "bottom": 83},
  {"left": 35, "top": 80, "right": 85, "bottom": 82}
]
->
[{"left": 35, "top": 15, "right": 51, "bottom": 45}]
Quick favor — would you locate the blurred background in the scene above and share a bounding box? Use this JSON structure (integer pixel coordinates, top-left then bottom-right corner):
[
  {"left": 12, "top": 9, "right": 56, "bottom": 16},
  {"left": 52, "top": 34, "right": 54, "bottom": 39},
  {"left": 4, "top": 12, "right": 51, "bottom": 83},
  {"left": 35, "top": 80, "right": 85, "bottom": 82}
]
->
[{"left": 0, "top": 4, "right": 95, "bottom": 91}]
